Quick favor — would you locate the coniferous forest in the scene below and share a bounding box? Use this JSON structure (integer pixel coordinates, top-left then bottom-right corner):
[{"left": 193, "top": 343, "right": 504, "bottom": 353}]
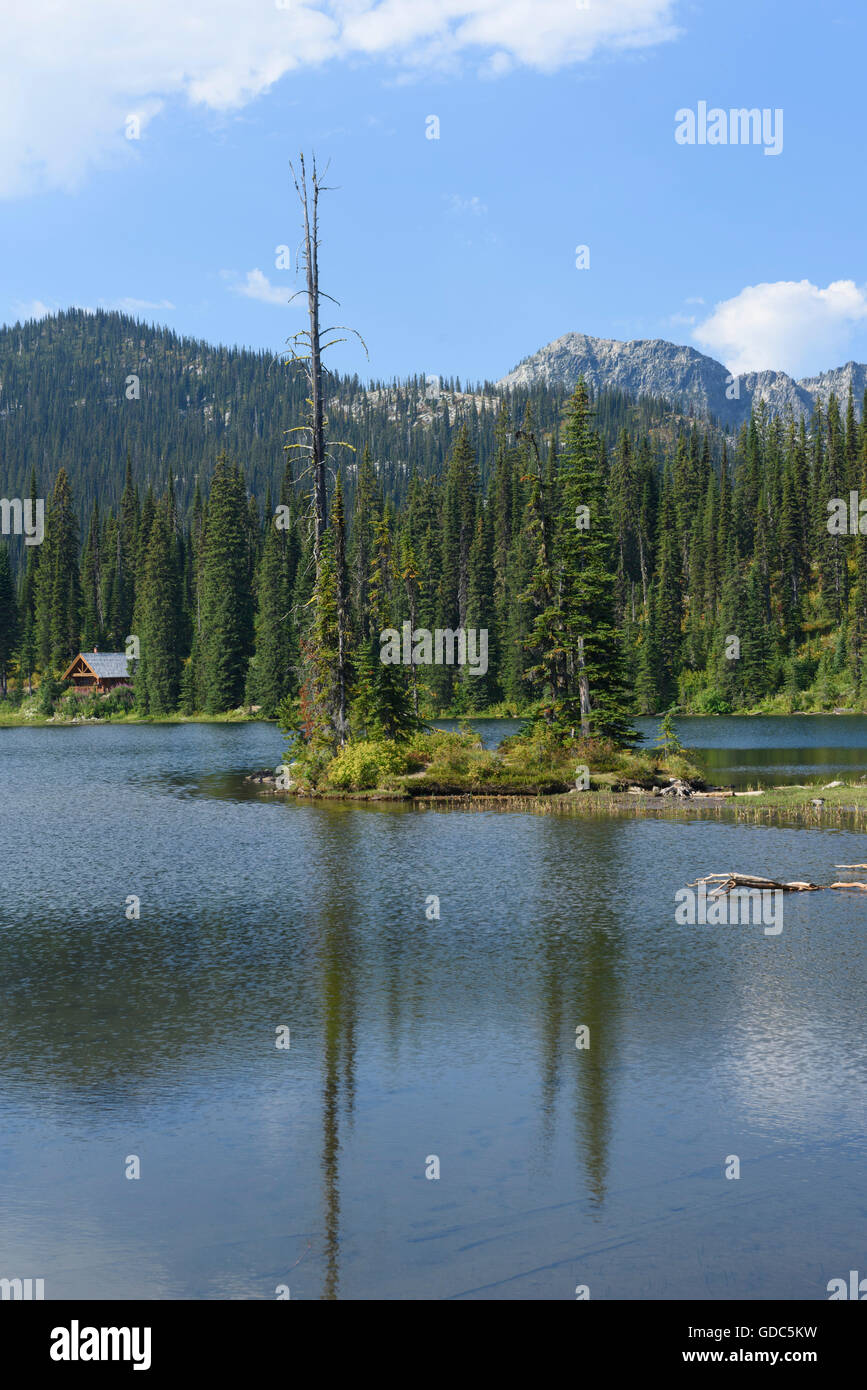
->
[{"left": 3, "top": 306, "right": 867, "bottom": 731}]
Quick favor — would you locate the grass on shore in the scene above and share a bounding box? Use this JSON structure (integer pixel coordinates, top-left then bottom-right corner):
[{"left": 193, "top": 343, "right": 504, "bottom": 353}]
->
[
  {"left": 0, "top": 691, "right": 267, "bottom": 726},
  {"left": 410, "top": 781, "right": 867, "bottom": 830},
  {"left": 270, "top": 724, "right": 867, "bottom": 830}
]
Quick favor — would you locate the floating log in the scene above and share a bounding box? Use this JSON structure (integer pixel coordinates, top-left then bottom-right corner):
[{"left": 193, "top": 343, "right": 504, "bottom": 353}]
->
[
  {"left": 834, "top": 864, "right": 867, "bottom": 869},
  {"left": 687, "top": 872, "right": 821, "bottom": 893},
  {"left": 830, "top": 881, "right": 867, "bottom": 891}
]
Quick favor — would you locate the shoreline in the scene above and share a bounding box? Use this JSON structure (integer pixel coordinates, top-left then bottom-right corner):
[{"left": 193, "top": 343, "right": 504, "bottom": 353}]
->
[
  {"left": 4, "top": 706, "right": 867, "bottom": 729},
  {"left": 250, "top": 779, "right": 867, "bottom": 829}
]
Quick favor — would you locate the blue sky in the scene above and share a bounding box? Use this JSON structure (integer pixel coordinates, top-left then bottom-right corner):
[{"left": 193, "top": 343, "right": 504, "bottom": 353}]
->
[{"left": 1, "top": 0, "right": 865, "bottom": 384}]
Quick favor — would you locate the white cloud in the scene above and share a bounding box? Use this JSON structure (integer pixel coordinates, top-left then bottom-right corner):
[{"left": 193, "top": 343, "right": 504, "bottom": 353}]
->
[
  {"left": 0, "top": 1, "right": 681, "bottom": 197},
  {"left": 225, "top": 269, "right": 294, "bottom": 307},
  {"left": 111, "top": 297, "right": 175, "bottom": 313},
  {"left": 12, "top": 298, "right": 55, "bottom": 321},
  {"left": 692, "top": 280, "right": 867, "bottom": 377},
  {"left": 445, "top": 194, "right": 488, "bottom": 216},
  {"left": 9, "top": 295, "right": 174, "bottom": 324}
]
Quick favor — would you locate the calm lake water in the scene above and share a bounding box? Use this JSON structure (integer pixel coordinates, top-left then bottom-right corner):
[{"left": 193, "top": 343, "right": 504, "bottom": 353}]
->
[
  {"left": 444, "top": 712, "right": 867, "bottom": 787},
  {"left": 0, "top": 719, "right": 864, "bottom": 1300},
  {"left": 634, "top": 713, "right": 867, "bottom": 788}
]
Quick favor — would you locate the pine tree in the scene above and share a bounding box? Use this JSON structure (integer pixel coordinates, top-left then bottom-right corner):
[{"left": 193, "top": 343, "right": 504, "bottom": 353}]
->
[
  {"left": 352, "top": 510, "right": 418, "bottom": 741},
  {"left": 348, "top": 446, "right": 382, "bottom": 644},
  {"left": 36, "top": 468, "right": 81, "bottom": 673},
  {"left": 464, "top": 497, "right": 497, "bottom": 710},
  {"left": 331, "top": 475, "right": 351, "bottom": 742},
  {"left": 17, "top": 468, "right": 41, "bottom": 694},
  {"left": 518, "top": 432, "right": 563, "bottom": 723},
  {"left": 136, "top": 499, "right": 182, "bottom": 714},
  {"left": 0, "top": 545, "right": 19, "bottom": 697},
  {"left": 650, "top": 464, "right": 683, "bottom": 710},
  {"left": 80, "top": 502, "right": 105, "bottom": 649},
  {"left": 198, "top": 457, "right": 254, "bottom": 713},
  {"left": 850, "top": 451, "right": 867, "bottom": 689},
  {"left": 554, "top": 380, "right": 633, "bottom": 741},
  {"left": 248, "top": 485, "right": 293, "bottom": 716}
]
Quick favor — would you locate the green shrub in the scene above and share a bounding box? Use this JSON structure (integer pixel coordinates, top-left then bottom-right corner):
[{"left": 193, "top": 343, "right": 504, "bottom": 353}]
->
[
  {"left": 38, "top": 675, "right": 63, "bottom": 715},
  {"left": 326, "top": 739, "right": 411, "bottom": 790},
  {"left": 99, "top": 684, "right": 136, "bottom": 716},
  {"left": 695, "top": 689, "right": 732, "bottom": 715},
  {"left": 404, "top": 726, "right": 477, "bottom": 762}
]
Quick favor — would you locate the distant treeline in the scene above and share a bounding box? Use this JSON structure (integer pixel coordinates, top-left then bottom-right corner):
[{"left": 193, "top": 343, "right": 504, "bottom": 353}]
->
[
  {"left": 2, "top": 369, "right": 867, "bottom": 718},
  {"left": 0, "top": 308, "right": 693, "bottom": 538}
]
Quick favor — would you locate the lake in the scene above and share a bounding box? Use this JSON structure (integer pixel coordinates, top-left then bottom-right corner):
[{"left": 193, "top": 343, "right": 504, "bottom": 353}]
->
[
  {"left": 0, "top": 719, "right": 864, "bottom": 1299},
  {"left": 440, "top": 712, "right": 867, "bottom": 787},
  {"left": 635, "top": 713, "right": 867, "bottom": 788}
]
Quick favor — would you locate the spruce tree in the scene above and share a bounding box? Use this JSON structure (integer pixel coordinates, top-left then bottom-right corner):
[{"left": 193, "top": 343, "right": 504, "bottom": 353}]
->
[
  {"left": 198, "top": 457, "right": 254, "bottom": 713},
  {"left": 352, "top": 510, "right": 418, "bottom": 741},
  {"left": 17, "top": 468, "right": 41, "bottom": 694},
  {"left": 0, "top": 545, "right": 19, "bottom": 697},
  {"left": 554, "top": 380, "right": 633, "bottom": 741},
  {"left": 35, "top": 468, "right": 81, "bottom": 673},
  {"left": 248, "top": 485, "right": 292, "bottom": 716},
  {"left": 137, "top": 500, "right": 182, "bottom": 714}
]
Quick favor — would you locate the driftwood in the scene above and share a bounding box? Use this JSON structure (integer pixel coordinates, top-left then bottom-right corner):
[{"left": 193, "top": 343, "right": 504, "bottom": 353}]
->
[
  {"left": 658, "top": 779, "right": 693, "bottom": 798},
  {"left": 689, "top": 868, "right": 867, "bottom": 893},
  {"left": 688, "top": 872, "right": 821, "bottom": 894}
]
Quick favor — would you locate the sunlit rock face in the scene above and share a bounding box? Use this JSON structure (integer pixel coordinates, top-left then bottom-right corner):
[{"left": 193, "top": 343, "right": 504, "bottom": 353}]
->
[{"left": 498, "top": 331, "right": 867, "bottom": 427}]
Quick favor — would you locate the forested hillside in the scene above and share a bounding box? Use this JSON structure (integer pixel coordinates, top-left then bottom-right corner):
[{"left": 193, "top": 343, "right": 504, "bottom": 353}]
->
[
  {"left": 0, "top": 309, "right": 697, "bottom": 539},
  {"left": 3, "top": 310, "right": 867, "bottom": 721}
]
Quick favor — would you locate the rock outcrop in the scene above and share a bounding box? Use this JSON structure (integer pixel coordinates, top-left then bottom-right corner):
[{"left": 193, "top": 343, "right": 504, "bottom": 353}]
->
[{"left": 498, "top": 332, "right": 867, "bottom": 426}]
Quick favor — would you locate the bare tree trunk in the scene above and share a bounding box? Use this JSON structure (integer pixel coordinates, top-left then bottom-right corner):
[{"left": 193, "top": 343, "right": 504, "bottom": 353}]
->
[
  {"left": 637, "top": 523, "right": 648, "bottom": 611},
  {"left": 295, "top": 155, "right": 328, "bottom": 569},
  {"left": 95, "top": 536, "right": 105, "bottom": 633},
  {"left": 286, "top": 155, "right": 369, "bottom": 752},
  {"left": 333, "top": 486, "right": 349, "bottom": 745},
  {"left": 408, "top": 587, "right": 419, "bottom": 717},
  {"left": 576, "top": 635, "right": 591, "bottom": 740}
]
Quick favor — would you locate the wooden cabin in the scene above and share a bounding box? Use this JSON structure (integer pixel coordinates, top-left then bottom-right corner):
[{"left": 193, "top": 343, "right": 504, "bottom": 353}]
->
[{"left": 61, "top": 650, "right": 131, "bottom": 693}]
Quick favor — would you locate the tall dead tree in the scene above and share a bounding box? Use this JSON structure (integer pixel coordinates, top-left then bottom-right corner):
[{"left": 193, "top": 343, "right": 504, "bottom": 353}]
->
[
  {"left": 282, "top": 154, "right": 366, "bottom": 749},
  {"left": 286, "top": 154, "right": 329, "bottom": 569},
  {"left": 284, "top": 154, "right": 367, "bottom": 566}
]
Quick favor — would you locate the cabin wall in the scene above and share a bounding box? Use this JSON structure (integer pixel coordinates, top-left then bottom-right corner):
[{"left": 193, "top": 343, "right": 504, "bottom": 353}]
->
[{"left": 68, "top": 676, "right": 128, "bottom": 693}]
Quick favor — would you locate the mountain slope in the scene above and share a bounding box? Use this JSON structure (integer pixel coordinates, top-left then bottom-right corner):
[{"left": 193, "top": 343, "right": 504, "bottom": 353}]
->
[
  {"left": 0, "top": 310, "right": 700, "bottom": 527},
  {"left": 498, "top": 332, "right": 867, "bottom": 425}
]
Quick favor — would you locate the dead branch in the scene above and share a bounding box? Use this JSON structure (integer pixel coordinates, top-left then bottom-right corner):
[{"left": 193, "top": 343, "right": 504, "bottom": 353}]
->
[{"left": 687, "top": 872, "right": 821, "bottom": 892}]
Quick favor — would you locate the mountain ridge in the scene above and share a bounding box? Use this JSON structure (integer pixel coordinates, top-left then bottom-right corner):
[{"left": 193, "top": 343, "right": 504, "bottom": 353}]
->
[{"left": 497, "top": 331, "right": 867, "bottom": 425}]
